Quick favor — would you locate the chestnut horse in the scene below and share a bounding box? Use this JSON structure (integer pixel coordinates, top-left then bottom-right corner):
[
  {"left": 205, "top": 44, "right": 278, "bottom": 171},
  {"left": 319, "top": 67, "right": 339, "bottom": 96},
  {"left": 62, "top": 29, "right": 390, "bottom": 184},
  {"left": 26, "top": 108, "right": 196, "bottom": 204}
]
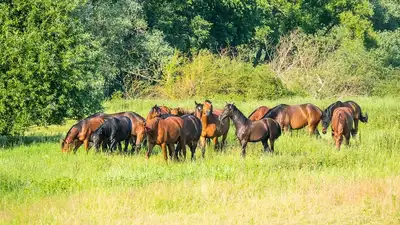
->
[
  {"left": 170, "top": 107, "right": 194, "bottom": 116},
  {"left": 146, "top": 105, "right": 171, "bottom": 121},
  {"left": 194, "top": 100, "right": 230, "bottom": 157},
  {"left": 331, "top": 107, "right": 354, "bottom": 149},
  {"left": 144, "top": 117, "right": 185, "bottom": 162},
  {"left": 322, "top": 100, "right": 368, "bottom": 137},
  {"left": 61, "top": 113, "right": 108, "bottom": 153},
  {"left": 219, "top": 104, "right": 281, "bottom": 157},
  {"left": 248, "top": 106, "right": 270, "bottom": 121},
  {"left": 264, "top": 103, "right": 323, "bottom": 136}
]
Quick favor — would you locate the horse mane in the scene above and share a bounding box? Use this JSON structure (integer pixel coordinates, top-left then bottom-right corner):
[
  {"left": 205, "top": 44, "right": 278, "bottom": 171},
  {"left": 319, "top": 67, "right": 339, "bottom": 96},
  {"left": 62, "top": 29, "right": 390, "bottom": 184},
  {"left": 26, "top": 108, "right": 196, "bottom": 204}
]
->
[
  {"left": 231, "top": 104, "right": 248, "bottom": 124},
  {"left": 324, "top": 101, "right": 343, "bottom": 119},
  {"left": 205, "top": 100, "right": 212, "bottom": 104},
  {"left": 264, "top": 104, "right": 289, "bottom": 119}
]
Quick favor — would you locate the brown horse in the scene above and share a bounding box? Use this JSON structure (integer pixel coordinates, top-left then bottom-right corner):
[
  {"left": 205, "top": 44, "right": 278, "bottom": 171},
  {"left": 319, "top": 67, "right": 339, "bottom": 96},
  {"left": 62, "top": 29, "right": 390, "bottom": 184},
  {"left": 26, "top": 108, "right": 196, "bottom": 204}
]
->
[
  {"left": 146, "top": 105, "right": 172, "bottom": 120},
  {"left": 61, "top": 113, "right": 108, "bottom": 153},
  {"left": 322, "top": 100, "right": 368, "bottom": 137},
  {"left": 170, "top": 107, "right": 194, "bottom": 116},
  {"left": 194, "top": 100, "right": 230, "bottom": 157},
  {"left": 248, "top": 106, "right": 270, "bottom": 121},
  {"left": 219, "top": 104, "right": 281, "bottom": 157},
  {"left": 264, "top": 103, "right": 323, "bottom": 136},
  {"left": 144, "top": 117, "right": 185, "bottom": 162},
  {"left": 331, "top": 107, "right": 354, "bottom": 149},
  {"left": 176, "top": 114, "right": 202, "bottom": 160}
]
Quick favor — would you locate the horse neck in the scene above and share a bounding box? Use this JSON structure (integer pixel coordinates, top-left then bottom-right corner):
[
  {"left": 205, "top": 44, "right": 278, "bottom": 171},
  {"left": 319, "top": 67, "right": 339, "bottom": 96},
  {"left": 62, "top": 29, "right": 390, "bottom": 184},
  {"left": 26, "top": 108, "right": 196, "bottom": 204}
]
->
[
  {"left": 200, "top": 113, "right": 209, "bottom": 127},
  {"left": 65, "top": 127, "right": 79, "bottom": 143},
  {"left": 231, "top": 109, "right": 249, "bottom": 130}
]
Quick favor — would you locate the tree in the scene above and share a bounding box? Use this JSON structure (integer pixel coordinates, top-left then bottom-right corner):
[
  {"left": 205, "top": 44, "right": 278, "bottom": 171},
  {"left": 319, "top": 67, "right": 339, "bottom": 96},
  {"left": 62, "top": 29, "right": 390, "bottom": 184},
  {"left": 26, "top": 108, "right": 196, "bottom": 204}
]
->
[{"left": 0, "top": 0, "right": 104, "bottom": 135}]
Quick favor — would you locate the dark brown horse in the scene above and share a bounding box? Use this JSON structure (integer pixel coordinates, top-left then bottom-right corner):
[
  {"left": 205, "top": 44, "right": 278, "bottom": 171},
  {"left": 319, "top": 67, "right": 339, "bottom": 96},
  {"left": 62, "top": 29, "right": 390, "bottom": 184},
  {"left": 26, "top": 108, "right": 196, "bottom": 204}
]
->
[
  {"left": 331, "top": 107, "right": 354, "bottom": 149},
  {"left": 108, "top": 112, "right": 146, "bottom": 152},
  {"left": 144, "top": 117, "right": 185, "bottom": 162},
  {"left": 264, "top": 103, "right": 323, "bottom": 136},
  {"left": 194, "top": 100, "right": 230, "bottom": 157},
  {"left": 146, "top": 105, "right": 172, "bottom": 121},
  {"left": 219, "top": 104, "right": 281, "bottom": 157},
  {"left": 248, "top": 106, "right": 270, "bottom": 121},
  {"left": 322, "top": 100, "right": 368, "bottom": 137},
  {"left": 175, "top": 114, "right": 202, "bottom": 160},
  {"left": 61, "top": 113, "right": 108, "bottom": 153}
]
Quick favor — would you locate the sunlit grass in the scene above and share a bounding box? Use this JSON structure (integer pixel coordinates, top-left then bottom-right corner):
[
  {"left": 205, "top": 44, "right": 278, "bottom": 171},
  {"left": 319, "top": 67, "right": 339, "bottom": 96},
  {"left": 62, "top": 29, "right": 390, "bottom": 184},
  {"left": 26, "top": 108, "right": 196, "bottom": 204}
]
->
[{"left": 1, "top": 97, "right": 399, "bottom": 224}]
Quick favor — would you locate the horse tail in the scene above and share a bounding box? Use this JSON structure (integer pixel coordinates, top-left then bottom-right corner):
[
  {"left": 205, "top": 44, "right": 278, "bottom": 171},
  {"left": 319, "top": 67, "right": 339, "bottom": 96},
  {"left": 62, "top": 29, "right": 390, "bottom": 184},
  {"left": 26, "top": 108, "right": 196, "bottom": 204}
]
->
[{"left": 360, "top": 110, "right": 368, "bottom": 123}]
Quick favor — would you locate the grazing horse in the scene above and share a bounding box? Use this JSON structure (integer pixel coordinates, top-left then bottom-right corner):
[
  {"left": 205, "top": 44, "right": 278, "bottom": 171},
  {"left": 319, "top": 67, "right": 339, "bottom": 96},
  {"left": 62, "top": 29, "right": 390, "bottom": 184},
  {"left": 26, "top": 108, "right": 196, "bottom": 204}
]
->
[
  {"left": 264, "top": 103, "right": 323, "bottom": 136},
  {"left": 92, "top": 116, "right": 132, "bottom": 152},
  {"left": 175, "top": 114, "right": 202, "bottom": 160},
  {"left": 108, "top": 112, "right": 146, "bottom": 152},
  {"left": 322, "top": 100, "right": 368, "bottom": 137},
  {"left": 144, "top": 117, "right": 185, "bottom": 162},
  {"left": 219, "top": 104, "right": 281, "bottom": 157},
  {"left": 170, "top": 107, "right": 194, "bottom": 116},
  {"left": 146, "top": 105, "right": 172, "bottom": 120},
  {"left": 331, "top": 107, "right": 354, "bottom": 150},
  {"left": 194, "top": 100, "right": 230, "bottom": 157},
  {"left": 61, "top": 113, "right": 108, "bottom": 153},
  {"left": 248, "top": 106, "right": 270, "bottom": 121}
]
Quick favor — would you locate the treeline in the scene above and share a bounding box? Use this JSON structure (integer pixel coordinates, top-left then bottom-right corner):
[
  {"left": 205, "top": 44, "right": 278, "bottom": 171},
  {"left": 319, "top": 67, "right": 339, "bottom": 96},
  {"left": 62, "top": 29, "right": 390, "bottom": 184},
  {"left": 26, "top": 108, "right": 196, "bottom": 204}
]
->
[{"left": 0, "top": 0, "right": 399, "bottom": 135}]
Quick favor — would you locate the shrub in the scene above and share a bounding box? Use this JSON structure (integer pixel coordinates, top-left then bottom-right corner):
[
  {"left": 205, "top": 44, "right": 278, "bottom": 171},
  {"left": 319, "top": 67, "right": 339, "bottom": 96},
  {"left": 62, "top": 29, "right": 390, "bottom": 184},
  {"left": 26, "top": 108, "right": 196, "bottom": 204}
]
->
[{"left": 157, "top": 51, "right": 291, "bottom": 100}]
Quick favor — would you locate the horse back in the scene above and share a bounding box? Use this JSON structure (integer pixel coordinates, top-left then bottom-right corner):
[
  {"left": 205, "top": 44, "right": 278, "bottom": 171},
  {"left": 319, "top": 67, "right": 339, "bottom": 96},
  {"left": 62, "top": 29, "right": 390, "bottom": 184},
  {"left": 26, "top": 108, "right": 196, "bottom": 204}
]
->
[
  {"left": 249, "top": 106, "right": 270, "bottom": 121},
  {"left": 332, "top": 107, "right": 353, "bottom": 134},
  {"left": 343, "top": 101, "right": 361, "bottom": 119}
]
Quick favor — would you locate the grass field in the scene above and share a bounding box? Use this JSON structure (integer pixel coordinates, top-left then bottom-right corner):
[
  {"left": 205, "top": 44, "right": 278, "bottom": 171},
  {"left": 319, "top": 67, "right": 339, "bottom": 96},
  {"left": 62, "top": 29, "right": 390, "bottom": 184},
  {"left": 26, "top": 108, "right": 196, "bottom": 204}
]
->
[{"left": 1, "top": 97, "right": 400, "bottom": 224}]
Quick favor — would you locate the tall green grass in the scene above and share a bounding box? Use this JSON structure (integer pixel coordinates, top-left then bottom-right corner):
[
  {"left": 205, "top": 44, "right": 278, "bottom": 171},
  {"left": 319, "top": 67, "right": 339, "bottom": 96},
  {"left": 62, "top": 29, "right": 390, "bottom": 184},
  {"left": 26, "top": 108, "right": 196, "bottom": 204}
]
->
[{"left": 1, "top": 97, "right": 399, "bottom": 224}]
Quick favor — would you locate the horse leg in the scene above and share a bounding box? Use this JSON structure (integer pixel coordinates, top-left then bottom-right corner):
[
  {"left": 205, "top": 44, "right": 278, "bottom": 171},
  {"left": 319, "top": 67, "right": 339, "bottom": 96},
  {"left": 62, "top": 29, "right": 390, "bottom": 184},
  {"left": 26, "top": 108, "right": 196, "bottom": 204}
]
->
[
  {"left": 190, "top": 142, "right": 196, "bottom": 161},
  {"left": 200, "top": 136, "right": 206, "bottom": 158},
  {"left": 123, "top": 138, "right": 129, "bottom": 153},
  {"left": 146, "top": 142, "right": 155, "bottom": 159},
  {"left": 261, "top": 138, "right": 270, "bottom": 153},
  {"left": 161, "top": 143, "right": 168, "bottom": 162},
  {"left": 84, "top": 138, "right": 90, "bottom": 154},
  {"left": 240, "top": 139, "right": 248, "bottom": 158},
  {"left": 131, "top": 136, "right": 137, "bottom": 153},
  {"left": 167, "top": 143, "right": 176, "bottom": 161},
  {"left": 345, "top": 133, "right": 351, "bottom": 146},
  {"left": 213, "top": 137, "right": 219, "bottom": 152},
  {"left": 351, "top": 119, "right": 359, "bottom": 138},
  {"left": 110, "top": 138, "right": 117, "bottom": 152},
  {"left": 73, "top": 141, "right": 83, "bottom": 154},
  {"left": 220, "top": 133, "right": 228, "bottom": 151}
]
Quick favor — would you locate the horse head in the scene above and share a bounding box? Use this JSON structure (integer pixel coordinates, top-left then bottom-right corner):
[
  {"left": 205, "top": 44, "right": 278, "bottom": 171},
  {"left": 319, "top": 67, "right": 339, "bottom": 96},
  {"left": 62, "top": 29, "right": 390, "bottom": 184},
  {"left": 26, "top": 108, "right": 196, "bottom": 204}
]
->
[
  {"left": 219, "top": 103, "right": 235, "bottom": 123},
  {"left": 194, "top": 101, "right": 203, "bottom": 118},
  {"left": 203, "top": 100, "right": 213, "bottom": 116}
]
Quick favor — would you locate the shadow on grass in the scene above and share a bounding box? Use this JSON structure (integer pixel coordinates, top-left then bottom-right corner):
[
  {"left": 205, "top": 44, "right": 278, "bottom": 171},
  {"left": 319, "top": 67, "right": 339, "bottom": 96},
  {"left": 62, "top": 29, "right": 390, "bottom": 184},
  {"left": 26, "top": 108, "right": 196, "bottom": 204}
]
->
[{"left": 0, "top": 134, "right": 62, "bottom": 149}]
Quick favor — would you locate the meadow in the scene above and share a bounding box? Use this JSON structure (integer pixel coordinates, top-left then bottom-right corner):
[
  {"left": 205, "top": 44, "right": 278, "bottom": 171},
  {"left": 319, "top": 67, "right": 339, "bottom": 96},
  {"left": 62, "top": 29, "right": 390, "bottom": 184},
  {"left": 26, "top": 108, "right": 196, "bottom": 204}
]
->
[{"left": 1, "top": 97, "right": 400, "bottom": 224}]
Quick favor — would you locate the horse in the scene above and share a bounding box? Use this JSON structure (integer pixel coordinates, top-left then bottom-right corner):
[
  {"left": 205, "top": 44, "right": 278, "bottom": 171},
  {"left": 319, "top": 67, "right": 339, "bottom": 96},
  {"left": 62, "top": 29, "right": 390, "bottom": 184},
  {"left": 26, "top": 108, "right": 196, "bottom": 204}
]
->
[
  {"left": 175, "top": 114, "right": 202, "bottom": 160},
  {"left": 331, "top": 107, "right": 354, "bottom": 150},
  {"left": 248, "top": 106, "right": 270, "bottom": 121},
  {"left": 107, "top": 112, "right": 146, "bottom": 153},
  {"left": 91, "top": 116, "right": 132, "bottom": 153},
  {"left": 61, "top": 113, "right": 108, "bottom": 153},
  {"left": 219, "top": 103, "right": 281, "bottom": 157},
  {"left": 263, "top": 103, "right": 323, "bottom": 136},
  {"left": 144, "top": 117, "right": 185, "bottom": 162},
  {"left": 194, "top": 100, "right": 230, "bottom": 157},
  {"left": 322, "top": 100, "right": 368, "bottom": 137},
  {"left": 170, "top": 107, "right": 194, "bottom": 116},
  {"left": 146, "top": 105, "right": 172, "bottom": 121}
]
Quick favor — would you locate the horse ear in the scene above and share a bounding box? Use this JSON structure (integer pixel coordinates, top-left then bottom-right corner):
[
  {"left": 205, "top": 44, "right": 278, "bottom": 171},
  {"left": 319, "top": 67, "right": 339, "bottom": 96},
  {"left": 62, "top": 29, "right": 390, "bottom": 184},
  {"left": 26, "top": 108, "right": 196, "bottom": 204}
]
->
[{"left": 195, "top": 101, "right": 198, "bottom": 105}]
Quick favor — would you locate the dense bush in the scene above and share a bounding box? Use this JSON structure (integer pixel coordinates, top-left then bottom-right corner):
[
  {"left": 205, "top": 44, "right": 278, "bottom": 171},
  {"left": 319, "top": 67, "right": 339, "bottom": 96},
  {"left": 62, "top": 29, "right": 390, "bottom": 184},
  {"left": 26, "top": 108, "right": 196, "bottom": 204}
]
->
[
  {"left": 0, "top": 0, "right": 104, "bottom": 135},
  {"left": 158, "top": 51, "right": 291, "bottom": 100}
]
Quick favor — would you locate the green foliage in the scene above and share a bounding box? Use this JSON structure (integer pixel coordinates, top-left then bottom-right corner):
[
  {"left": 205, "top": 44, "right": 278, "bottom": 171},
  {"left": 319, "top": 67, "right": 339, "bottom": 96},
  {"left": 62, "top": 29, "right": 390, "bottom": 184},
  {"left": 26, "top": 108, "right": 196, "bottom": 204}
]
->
[
  {"left": 158, "top": 51, "right": 290, "bottom": 100},
  {"left": 0, "top": 0, "right": 104, "bottom": 135}
]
